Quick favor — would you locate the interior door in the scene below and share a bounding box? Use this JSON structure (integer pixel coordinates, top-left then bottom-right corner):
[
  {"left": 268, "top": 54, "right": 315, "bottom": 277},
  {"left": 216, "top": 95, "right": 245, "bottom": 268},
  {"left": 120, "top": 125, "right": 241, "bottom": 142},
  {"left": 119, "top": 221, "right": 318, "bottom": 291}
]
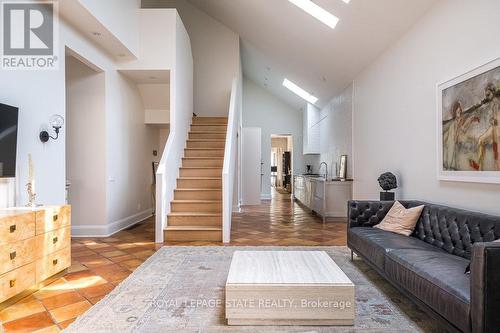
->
[{"left": 241, "top": 127, "right": 261, "bottom": 205}]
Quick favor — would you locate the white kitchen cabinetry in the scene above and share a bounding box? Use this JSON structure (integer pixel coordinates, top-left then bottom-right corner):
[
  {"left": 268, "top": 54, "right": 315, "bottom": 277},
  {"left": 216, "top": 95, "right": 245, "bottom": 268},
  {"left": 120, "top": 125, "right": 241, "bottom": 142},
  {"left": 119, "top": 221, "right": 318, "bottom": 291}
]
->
[
  {"left": 303, "top": 104, "right": 321, "bottom": 154},
  {"left": 293, "top": 175, "right": 352, "bottom": 220}
]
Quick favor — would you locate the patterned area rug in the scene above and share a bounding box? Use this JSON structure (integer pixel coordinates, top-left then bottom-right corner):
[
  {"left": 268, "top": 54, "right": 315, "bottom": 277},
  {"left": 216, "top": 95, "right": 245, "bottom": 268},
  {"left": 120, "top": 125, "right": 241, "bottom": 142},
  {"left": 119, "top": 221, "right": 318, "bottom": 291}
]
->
[{"left": 63, "top": 246, "right": 443, "bottom": 333}]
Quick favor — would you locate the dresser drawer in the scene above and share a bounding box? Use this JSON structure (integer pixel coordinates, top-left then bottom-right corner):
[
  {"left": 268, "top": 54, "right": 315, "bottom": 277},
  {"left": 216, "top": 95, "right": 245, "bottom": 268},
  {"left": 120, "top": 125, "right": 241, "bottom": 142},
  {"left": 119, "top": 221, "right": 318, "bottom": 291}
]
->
[
  {"left": 36, "top": 226, "right": 71, "bottom": 257},
  {"left": 0, "top": 238, "right": 36, "bottom": 275},
  {"left": 0, "top": 262, "right": 36, "bottom": 303},
  {"left": 36, "top": 247, "right": 70, "bottom": 282},
  {"left": 0, "top": 211, "right": 36, "bottom": 244},
  {"left": 35, "top": 206, "right": 71, "bottom": 234}
]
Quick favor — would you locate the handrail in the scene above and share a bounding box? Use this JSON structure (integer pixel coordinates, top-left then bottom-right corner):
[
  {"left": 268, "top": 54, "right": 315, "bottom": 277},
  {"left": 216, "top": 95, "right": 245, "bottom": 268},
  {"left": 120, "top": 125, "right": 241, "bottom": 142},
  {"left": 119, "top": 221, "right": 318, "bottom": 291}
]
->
[{"left": 222, "top": 76, "right": 240, "bottom": 243}]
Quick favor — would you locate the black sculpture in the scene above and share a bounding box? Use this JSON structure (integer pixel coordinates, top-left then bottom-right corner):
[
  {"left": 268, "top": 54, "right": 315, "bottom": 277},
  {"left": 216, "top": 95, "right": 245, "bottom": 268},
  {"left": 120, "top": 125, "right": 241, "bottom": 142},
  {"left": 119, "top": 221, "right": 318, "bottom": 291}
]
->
[{"left": 378, "top": 172, "right": 397, "bottom": 200}]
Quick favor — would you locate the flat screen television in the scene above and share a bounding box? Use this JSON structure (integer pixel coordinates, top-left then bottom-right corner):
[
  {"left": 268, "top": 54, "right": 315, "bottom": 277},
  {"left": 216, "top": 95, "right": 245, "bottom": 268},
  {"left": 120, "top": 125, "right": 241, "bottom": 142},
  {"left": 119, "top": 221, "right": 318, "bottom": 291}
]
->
[{"left": 0, "top": 103, "right": 19, "bottom": 178}]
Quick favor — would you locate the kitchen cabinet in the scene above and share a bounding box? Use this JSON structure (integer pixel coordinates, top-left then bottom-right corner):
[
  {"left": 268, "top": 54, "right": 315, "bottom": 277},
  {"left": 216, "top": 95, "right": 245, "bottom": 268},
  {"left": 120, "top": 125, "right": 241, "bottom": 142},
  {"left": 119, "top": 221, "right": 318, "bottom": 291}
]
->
[
  {"left": 303, "top": 104, "right": 321, "bottom": 154},
  {"left": 293, "top": 175, "right": 352, "bottom": 220},
  {"left": 311, "top": 178, "right": 324, "bottom": 216}
]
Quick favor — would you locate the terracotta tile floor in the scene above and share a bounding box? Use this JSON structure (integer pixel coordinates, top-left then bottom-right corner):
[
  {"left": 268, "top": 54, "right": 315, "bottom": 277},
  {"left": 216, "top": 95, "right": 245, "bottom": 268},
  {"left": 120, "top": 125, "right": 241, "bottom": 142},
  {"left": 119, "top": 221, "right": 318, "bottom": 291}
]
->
[{"left": 0, "top": 188, "right": 346, "bottom": 332}]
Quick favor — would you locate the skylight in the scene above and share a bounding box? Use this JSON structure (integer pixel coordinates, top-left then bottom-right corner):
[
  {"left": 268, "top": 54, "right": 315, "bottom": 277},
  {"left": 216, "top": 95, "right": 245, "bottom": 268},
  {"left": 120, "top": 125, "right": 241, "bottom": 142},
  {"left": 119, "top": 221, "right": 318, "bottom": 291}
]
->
[
  {"left": 283, "top": 79, "right": 318, "bottom": 104},
  {"left": 288, "top": 0, "right": 339, "bottom": 30}
]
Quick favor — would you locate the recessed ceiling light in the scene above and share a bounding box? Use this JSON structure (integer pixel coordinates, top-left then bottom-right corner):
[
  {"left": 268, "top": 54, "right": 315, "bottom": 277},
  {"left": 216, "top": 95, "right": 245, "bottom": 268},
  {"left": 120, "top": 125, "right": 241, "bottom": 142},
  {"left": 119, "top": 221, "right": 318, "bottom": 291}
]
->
[
  {"left": 342, "top": 0, "right": 351, "bottom": 3},
  {"left": 283, "top": 78, "right": 318, "bottom": 104},
  {"left": 288, "top": 0, "right": 339, "bottom": 29}
]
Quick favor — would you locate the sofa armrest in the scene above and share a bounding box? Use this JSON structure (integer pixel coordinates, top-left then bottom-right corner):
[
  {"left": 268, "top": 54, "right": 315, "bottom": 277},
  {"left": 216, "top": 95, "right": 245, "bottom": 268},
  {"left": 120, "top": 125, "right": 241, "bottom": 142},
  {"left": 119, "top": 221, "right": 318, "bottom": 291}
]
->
[
  {"left": 471, "top": 242, "right": 500, "bottom": 333},
  {"left": 347, "top": 200, "right": 394, "bottom": 228}
]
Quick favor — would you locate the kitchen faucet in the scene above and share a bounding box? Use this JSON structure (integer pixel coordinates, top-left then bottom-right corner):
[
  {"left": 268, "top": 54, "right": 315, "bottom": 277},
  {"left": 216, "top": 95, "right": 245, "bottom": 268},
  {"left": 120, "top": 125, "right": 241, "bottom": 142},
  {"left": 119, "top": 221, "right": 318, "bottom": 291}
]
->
[{"left": 319, "top": 162, "right": 328, "bottom": 180}]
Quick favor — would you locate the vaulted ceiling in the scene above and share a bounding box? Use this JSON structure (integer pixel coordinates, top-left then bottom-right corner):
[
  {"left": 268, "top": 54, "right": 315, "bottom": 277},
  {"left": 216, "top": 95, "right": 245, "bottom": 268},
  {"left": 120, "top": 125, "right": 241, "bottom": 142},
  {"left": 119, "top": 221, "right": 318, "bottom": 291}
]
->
[{"left": 187, "top": 0, "right": 438, "bottom": 109}]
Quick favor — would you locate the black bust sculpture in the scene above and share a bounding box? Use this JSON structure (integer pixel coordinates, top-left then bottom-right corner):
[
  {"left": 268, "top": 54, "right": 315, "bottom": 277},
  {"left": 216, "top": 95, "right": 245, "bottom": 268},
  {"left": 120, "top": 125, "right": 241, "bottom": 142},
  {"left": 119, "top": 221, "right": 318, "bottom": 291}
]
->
[{"left": 378, "top": 172, "right": 397, "bottom": 200}]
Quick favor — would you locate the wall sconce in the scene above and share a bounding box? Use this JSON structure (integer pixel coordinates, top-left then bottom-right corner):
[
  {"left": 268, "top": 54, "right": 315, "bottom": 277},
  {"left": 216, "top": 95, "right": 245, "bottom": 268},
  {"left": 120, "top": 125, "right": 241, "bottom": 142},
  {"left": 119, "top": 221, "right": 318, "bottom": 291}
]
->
[{"left": 40, "top": 114, "right": 64, "bottom": 143}]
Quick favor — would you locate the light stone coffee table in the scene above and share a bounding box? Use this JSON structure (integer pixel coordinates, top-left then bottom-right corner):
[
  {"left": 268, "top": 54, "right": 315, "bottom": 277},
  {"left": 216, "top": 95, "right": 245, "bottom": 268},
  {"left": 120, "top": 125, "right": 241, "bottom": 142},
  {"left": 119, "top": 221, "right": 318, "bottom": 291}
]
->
[{"left": 225, "top": 251, "right": 355, "bottom": 326}]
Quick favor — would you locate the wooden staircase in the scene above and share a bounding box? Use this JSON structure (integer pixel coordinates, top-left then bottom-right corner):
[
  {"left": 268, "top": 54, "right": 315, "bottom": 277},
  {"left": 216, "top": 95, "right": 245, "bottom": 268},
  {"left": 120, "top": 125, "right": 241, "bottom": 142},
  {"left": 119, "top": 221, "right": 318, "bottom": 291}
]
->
[{"left": 165, "top": 116, "right": 227, "bottom": 242}]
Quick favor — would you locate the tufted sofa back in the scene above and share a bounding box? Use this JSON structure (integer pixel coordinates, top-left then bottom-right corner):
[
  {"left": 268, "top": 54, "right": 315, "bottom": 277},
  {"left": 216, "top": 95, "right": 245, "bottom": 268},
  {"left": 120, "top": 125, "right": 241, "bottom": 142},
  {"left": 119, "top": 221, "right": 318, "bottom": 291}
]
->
[{"left": 348, "top": 200, "right": 500, "bottom": 259}]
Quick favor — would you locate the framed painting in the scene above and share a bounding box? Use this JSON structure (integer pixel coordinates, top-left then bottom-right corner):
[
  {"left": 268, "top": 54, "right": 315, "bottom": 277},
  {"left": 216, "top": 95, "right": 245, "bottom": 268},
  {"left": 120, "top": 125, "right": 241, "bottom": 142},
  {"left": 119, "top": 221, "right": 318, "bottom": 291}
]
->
[{"left": 437, "top": 57, "right": 500, "bottom": 183}]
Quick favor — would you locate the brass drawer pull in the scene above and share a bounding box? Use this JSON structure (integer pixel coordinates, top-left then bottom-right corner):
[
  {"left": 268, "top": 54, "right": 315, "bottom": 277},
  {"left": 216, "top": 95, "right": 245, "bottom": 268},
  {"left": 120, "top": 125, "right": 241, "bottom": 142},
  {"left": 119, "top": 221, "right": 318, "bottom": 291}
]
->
[
  {"left": 9, "top": 279, "right": 16, "bottom": 288},
  {"left": 53, "top": 237, "right": 58, "bottom": 244},
  {"left": 10, "top": 251, "right": 16, "bottom": 260},
  {"left": 53, "top": 258, "right": 58, "bottom": 265},
  {"left": 53, "top": 214, "right": 58, "bottom": 222},
  {"left": 9, "top": 225, "right": 16, "bottom": 233}
]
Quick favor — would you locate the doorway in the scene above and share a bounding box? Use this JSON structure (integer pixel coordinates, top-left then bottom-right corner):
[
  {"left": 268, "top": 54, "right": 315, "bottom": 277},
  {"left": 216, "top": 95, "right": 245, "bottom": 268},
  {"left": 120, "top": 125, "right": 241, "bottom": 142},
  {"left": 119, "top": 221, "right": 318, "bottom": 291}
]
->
[
  {"left": 65, "top": 49, "right": 106, "bottom": 229},
  {"left": 270, "top": 135, "right": 293, "bottom": 196}
]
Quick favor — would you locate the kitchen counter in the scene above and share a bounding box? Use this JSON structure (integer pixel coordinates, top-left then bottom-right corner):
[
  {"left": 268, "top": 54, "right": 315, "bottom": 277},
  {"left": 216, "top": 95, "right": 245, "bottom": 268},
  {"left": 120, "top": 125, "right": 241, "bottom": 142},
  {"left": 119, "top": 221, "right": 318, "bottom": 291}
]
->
[
  {"left": 293, "top": 175, "right": 353, "bottom": 221},
  {"left": 298, "top": 175, "right": 354, "bottom": 183}
]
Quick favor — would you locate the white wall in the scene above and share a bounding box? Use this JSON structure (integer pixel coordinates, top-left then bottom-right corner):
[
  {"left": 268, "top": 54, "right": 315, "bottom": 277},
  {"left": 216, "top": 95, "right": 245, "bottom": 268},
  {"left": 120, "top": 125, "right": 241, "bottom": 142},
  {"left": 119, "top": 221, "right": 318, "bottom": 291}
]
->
[
  {"left": 138, "top": 84, "right": 170, "bottom": 110},
  {"left": 142, "top": 0, "right": 240, "bottom": 117},
  {"left": 0, "top": 6, "right": 181, "bottom": 237},
  {"left": 352, "top": 0, "right": 500, "bottom": 214},
  {"left": 65, "top": 56, "right": 106, "bottom": 228},
  {"left": 79, "top": 0, "right": 141, "bottom": 56},
  {"left": 155, "top": 12, "right": 193, "bottom": 242},
  {"left": 104, "top": 72, "right": 158, "bottom": 234},
  {"left": 242, "top": 77, "right": 305, "bottom": 199},
  {"left": 307, "top": 84, "right": 353, "bottom": 178},
  {"left": 241, "top": 127, "right": 261, "bottom": 205},
  {"left": 139, "top": 83, "right": 170, "bottom": 124}
]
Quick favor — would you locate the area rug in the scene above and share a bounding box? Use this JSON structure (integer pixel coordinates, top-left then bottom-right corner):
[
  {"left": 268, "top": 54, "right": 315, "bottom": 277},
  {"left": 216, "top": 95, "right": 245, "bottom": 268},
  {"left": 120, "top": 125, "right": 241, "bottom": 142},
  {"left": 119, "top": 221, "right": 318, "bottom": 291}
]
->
[{"left": 63, "top": 246, "right": 443, "bottom": 333}]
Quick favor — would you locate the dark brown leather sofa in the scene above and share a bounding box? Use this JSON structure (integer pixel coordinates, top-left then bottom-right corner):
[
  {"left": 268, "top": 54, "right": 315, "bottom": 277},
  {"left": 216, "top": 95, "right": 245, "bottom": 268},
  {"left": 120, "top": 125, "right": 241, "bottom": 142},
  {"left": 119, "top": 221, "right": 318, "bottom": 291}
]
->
[{"left": 347, "top": 200, "right": 500, "bottom": 333}]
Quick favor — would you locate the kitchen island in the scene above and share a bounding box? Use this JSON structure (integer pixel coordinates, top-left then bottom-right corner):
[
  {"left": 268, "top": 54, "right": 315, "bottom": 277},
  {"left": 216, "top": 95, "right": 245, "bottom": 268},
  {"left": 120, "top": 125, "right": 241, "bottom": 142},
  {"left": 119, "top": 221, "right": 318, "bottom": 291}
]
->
[{"left": 293, "top": 175, "right": 352, "bottom": 222}]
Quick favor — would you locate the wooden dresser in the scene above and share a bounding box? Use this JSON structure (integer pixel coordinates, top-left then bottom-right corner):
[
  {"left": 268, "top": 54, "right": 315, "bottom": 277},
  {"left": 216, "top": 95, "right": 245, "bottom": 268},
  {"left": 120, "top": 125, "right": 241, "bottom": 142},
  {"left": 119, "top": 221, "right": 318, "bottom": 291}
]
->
[{"left": 0, "top": 205, "right": 71, "bottom": 306}]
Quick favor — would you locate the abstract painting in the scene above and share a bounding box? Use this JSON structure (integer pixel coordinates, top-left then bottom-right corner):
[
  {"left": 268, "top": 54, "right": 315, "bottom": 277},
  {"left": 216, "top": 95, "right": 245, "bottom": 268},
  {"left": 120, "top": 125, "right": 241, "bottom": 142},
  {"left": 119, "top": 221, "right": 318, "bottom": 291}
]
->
[{"left": 438, "top": 57, "right": 500, "bottom": 183}]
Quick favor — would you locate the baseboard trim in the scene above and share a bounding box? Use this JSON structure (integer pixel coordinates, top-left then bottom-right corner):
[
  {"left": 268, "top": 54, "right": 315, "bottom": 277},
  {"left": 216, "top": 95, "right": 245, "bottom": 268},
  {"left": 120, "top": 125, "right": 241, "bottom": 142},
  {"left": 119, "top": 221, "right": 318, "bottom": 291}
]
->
[
  {"left": 72, "top": 209, "right": 153, "bottom": 237},
  {"left": 324, "top": 211, "right": 347, "bottom": 218},
  {"left": 260, "top": 194, "right": 272, "bottom": 200}
]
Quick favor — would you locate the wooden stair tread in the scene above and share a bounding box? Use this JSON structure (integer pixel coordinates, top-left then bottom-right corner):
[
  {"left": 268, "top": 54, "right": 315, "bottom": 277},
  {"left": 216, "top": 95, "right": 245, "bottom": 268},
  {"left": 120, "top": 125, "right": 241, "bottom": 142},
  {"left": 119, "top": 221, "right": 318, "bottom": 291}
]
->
[
  {"left": 175, "top": 188, "right": 221, "bottom": 191},
  {"left": 193, "top": 117, "right": 227, "bottom": 119},
  {"left": 178, "top": 177, "right": 221, "bottom": 180},
  {"left": 168, "top": 116, "right": 226, "bottom": 242},
  {"left": 165, "top": 226, "right": 222, "bottom": 231},
  {"left": 168, "top": 212, "right": 221, "bottom": 216},
  {"left": 191, "top": 123, "right": 227, "bottom": 126},
  {"left": 189, "top": 131, "right": 226, "bottom": 134},
  {"left": 183, "top": 157, "right": 223, "bottom": 159},
  {"left": 180, "top": 167, "right": 222, "bottom": 169},
  {"left": 172, "top": 200, "right": 221, "bottom": 203}
]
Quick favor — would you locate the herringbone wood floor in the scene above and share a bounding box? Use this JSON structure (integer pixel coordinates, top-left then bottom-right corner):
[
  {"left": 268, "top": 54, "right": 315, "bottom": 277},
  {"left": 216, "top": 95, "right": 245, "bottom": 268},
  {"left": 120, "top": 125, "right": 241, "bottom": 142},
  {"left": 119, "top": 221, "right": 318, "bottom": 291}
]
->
[{"left": 0, "top": 188, "right": 347, "bottom": 332}]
